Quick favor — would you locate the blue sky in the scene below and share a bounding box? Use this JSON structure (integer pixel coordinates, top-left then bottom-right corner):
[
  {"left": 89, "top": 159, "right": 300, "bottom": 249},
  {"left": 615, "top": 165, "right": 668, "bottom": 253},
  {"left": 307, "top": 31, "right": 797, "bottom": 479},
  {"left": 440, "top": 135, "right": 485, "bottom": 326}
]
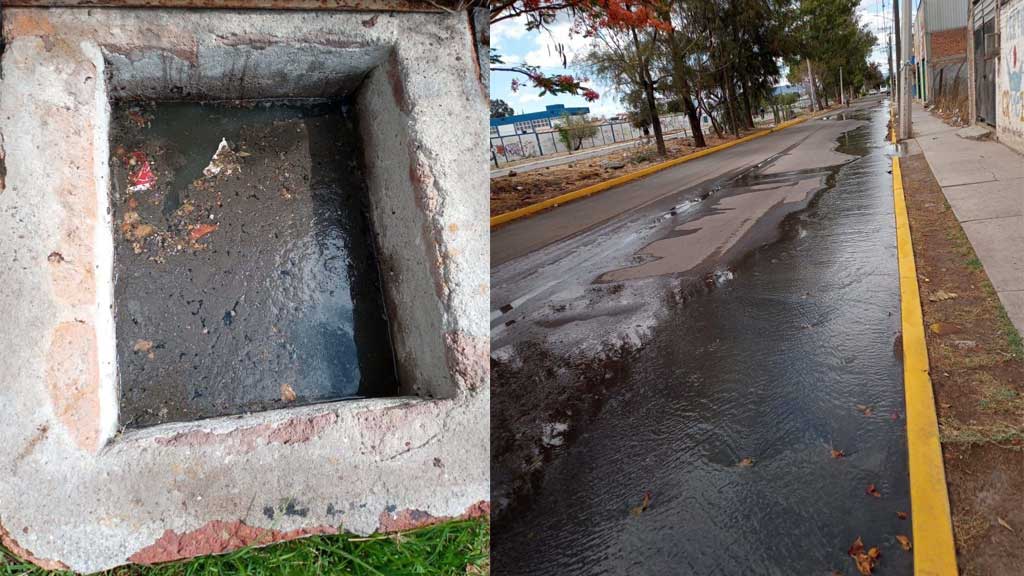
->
[{"left": 491, "top": 0, "right": 895, "bottom": 118}]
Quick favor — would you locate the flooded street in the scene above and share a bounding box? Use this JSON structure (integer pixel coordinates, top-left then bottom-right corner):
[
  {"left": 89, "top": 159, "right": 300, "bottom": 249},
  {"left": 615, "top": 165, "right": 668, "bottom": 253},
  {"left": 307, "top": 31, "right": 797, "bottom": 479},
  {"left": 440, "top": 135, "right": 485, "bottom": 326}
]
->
[
  {"left": 492, "top": 99, "right": 913, "bottom": 574},
  {"left": 110, "top": 100, "right": 396, "bottom": 428}
]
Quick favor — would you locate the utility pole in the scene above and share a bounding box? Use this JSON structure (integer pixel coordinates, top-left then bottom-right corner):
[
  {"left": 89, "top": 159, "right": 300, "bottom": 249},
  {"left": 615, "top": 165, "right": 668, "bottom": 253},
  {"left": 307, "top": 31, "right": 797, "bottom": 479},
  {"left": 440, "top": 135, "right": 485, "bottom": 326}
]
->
[
  {"left": 888, "top": 33, "right": 894, "bottom": 97},
  {"left": 899, "top": 0, "right": 911, "bottom": 139},
  {"left": 894, "top": 0, "right": 901, "bottom": 128}
]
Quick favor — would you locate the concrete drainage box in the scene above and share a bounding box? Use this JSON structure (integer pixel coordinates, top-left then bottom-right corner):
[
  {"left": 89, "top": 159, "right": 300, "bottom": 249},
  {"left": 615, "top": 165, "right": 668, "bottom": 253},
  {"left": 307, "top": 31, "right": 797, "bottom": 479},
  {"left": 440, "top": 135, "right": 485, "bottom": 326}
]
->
[{"left": 0, "top": 7, "right": 488, "bottom": 572}]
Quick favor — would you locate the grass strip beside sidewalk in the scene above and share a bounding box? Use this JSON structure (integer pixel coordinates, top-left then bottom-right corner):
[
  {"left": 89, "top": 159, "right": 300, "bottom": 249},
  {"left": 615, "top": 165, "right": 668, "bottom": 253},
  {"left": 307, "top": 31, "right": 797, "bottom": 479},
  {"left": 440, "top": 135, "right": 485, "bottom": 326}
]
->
[
  {"left": 899, "top": 152, "right": 1024, "bottom": 574},
  {"left": 1, "top": 518, "right": 489, "bottom": 576}
]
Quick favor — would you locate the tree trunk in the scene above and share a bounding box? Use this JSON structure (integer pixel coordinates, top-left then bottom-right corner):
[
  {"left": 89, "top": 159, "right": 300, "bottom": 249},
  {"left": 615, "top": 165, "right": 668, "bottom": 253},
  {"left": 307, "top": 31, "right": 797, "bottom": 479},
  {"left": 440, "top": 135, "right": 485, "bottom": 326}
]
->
[
  {"left": 632, "top": 29, "right": 666, "bottom": 156},
  {"left": 683, "top": 91, "right": 706, "bottom": 147},
  {"left": 723, "top": 67, "right": 740, "bottom": 137},
  {"left": 666, "top": 25, "right": 706, "bottom": 147},
  {"left": 806, "top": 60, "right": 818, "bottom": 112},
  {"left": 741, "top": 74, "right": 755, "bottom": 129},
  {"left": 699, "top": 95, "right": 724, "bottom": 138}
]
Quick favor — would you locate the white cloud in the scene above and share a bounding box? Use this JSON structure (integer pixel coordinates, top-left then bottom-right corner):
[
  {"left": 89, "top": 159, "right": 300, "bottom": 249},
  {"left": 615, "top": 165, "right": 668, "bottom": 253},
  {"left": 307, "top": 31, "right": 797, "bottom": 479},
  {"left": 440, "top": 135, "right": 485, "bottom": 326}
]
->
[
  {"left": 522, "top": 19, "right": 594, "bottom": 70},
  {"left": 491, "top": 15, "right": 529, "bottom": 52}
]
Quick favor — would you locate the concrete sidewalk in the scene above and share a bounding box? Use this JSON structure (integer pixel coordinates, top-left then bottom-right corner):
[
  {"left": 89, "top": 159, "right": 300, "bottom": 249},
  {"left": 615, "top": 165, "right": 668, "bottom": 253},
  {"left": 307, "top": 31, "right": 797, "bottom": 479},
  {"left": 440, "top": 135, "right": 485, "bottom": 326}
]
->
[{"left": 909, "top": 102, "right": 1024, "bottom": 332}]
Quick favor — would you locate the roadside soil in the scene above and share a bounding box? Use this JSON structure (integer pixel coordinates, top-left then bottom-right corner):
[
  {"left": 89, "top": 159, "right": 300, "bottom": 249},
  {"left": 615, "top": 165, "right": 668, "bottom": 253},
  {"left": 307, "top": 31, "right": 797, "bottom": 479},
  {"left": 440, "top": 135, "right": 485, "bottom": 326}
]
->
[
  {"left": 490, "top": 130, "right": 749, "bottom": 217},
  {"left": 901, "top": 153, "right": 1024, "bottom": 576}
]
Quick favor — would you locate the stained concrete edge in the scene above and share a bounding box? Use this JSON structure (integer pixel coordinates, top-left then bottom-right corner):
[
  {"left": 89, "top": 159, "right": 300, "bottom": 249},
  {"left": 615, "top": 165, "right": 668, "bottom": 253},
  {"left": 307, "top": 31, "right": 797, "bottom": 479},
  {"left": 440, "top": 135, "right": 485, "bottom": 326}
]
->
[{"left": 0, "top": 8, "right": 489, "bottom": 573}]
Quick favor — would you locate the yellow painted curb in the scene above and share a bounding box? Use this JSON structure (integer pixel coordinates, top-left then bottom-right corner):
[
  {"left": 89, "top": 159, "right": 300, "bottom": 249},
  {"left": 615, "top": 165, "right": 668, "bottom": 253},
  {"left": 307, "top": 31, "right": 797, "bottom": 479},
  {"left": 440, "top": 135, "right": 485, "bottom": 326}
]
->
[
  {"left": 491, "top": 110, "right": 832, "bottom": 228},
  {"left": 892, "top": 156, "right": 958, "bottom": 576}
]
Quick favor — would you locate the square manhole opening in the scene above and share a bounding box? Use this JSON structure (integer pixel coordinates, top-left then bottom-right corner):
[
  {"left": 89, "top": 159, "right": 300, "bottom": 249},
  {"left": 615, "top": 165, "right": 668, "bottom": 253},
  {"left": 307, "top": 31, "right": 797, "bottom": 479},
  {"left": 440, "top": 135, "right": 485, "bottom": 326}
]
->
[{"left": 103, "top": 44, "right": 405, "bottom": 429}]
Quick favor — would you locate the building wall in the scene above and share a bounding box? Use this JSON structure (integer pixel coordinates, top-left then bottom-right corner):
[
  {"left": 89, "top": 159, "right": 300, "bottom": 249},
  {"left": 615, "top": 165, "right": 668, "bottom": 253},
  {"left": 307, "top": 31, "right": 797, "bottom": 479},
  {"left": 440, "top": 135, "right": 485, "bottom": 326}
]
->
[
  {"left": 923, "top": 0, "right": 969, "bottom": 32},
  {"left": 926, "top": 27, "right": 970, "bottom": 118},
  {"left": 997, "top": 0, "right": 1024, "bottom": 152},
  {"left": 931, "top": 27, "right": 968, "bottom": 59}
]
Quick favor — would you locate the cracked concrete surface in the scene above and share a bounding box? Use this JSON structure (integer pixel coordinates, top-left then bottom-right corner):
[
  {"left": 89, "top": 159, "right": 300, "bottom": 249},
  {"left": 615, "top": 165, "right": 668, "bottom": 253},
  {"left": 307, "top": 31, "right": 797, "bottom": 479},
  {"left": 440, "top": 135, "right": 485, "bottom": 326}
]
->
[{"left": 0, "top": 7, "right": 488, "bottom": 572}]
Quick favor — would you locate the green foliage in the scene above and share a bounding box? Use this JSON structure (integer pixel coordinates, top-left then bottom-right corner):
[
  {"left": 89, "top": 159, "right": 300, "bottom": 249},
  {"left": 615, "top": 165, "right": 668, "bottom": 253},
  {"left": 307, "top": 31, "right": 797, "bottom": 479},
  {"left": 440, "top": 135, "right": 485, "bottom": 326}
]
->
[
  {"left": 1, "top": 519, "right": 489, "bottom": 576},
  {"left": 786, "top": 0, "right": 877, "bottom": 102},
  {"left": 557, "top": 114, "right": 599, "bottom": 150},
  {"left": 491, "top": 99, "right": 515, "bottom": 119}
]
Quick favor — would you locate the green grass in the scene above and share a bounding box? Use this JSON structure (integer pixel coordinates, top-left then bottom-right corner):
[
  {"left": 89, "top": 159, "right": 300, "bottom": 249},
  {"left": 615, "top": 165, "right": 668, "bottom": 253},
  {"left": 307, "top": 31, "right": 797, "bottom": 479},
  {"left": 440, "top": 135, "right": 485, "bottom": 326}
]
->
[
  {"left": 1, "top": 519, "right": 489, "bottom": 576},
  {"left": 996, "top": 306, "right": 1024, "bottom": 359},
  {"left": 939, "top": 418, "right": 1024, "bottom": 450}
]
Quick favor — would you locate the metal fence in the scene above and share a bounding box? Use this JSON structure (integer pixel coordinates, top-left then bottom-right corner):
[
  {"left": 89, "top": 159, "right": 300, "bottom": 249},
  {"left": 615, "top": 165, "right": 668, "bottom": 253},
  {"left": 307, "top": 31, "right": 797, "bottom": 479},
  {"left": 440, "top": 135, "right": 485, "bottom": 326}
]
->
[{"left": 490, "top": 112, "right": 695, "bottom": 167}]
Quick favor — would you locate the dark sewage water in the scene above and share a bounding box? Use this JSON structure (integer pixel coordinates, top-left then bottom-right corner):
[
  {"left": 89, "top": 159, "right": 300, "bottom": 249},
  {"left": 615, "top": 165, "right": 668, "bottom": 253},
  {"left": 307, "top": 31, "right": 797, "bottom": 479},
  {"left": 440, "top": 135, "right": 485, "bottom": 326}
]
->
[
  {"left": 109, "top": 99, "right": 397, "bottom": 428},
  {"left": 493, "top": 103, "right": 913, "bottom": 575}
]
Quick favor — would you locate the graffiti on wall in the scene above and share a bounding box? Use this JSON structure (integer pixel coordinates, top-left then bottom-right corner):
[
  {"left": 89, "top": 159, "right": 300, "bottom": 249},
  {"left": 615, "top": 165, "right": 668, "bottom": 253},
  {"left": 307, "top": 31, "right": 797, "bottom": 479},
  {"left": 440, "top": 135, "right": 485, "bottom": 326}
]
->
[
  {"left": 998, "top": 0, "right": 1024, "bottom": 152},
  {"left": 492, "top": 139, "right": 540, "bottom": 162}
]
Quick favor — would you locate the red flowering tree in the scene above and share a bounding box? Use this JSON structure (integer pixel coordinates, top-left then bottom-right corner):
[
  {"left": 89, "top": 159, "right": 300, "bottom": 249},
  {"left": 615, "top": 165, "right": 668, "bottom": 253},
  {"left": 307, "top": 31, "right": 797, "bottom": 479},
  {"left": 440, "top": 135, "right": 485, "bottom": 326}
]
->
[{"left": 491, "top": 1, "right": 671, "bottom": 104}]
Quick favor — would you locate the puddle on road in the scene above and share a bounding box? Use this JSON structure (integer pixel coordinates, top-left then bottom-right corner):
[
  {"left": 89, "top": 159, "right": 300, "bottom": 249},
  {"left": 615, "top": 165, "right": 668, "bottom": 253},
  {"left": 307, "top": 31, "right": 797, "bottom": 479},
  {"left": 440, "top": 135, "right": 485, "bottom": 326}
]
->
[
  {"left": 110, "top": 99, "right": 397, "bottom": 428},
  {"left": 494, "top": 104, "right": 913, "bottom": 575}
]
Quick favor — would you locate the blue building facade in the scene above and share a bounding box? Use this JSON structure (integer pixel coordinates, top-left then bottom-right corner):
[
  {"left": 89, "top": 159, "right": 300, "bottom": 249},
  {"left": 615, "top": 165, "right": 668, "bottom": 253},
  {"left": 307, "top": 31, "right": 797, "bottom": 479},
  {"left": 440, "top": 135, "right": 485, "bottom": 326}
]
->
[{"left": 490, "top": 104, "right": 591, "bottom": 136}]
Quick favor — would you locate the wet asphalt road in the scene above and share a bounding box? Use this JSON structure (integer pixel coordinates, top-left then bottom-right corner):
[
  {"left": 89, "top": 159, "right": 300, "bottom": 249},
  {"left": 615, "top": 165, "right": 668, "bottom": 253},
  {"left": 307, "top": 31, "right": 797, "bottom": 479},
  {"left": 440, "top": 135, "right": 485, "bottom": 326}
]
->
[{"left": 491, "top": 98, "right": 913, "bottom": 574}]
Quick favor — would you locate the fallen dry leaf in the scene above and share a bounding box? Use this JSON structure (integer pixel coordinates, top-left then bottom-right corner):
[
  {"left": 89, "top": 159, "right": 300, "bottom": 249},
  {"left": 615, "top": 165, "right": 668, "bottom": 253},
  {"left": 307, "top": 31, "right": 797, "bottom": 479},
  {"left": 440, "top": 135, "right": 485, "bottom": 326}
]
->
[
  {"left": 738, "top": 457, "right": 755, "bottom": 468},
  {"left": 134, "top": 223, "right": 156, "bottom": 240},
  {"left": 629, "top": 491, "right": 652, "bottom": 516},
  {"left": 929, "top": 322, "right": 962, "bottom": 335},
  {"left": 997, "top": 517, "right": 1014, "bottom": 532},
  {"left": 831, "top": 448, "right": 846, "bottom": 459},
  {"left": 280, "top": 383, "right": 297, "bottom": 403},
  {"left": 896, "top": 534, "right": 912, "bottom": 551},
  {"left": 847, "top": 537, "right": 879, "bottom": 575},
  {"left": 190, "top": 223, "right": 219, "bottom": 242},
  {"left": 132, "top": 339, "right": 155, "bottom": 359},
  {"left": 865, "top": 484, "right": 882, "bottom": 498},
  {"left": 856, "top": 404, "right": 874, "bottom": 416},
  {"left": 928, "top": 290, "right": 958, "bottom": 302},
  {"left": 896, "top": 511, "right": 908, "bottom": 520}
]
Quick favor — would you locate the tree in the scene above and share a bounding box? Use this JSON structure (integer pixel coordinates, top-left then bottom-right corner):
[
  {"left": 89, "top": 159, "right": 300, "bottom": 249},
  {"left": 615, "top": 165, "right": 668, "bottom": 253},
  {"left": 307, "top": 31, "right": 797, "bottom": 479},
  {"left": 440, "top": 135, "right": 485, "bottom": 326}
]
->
[
  {"left": 489, "top": 2, "right": 601, "bottom": 100},
  {"left": 490, "top": 1, "right": 671, "bottom": 104},
  {"left": 579, "top": 1, "right": 671, "bottom": 156},
  {"left": 787, "top": 0, "right": 877, "bottom": 107},
  {"left": 557, "top": 114, "right": 599, "bottom": 150},
  {"left": 491, "top": 99, "right": 516, "bottom": 118},
  {"left": 864, "top": 62, "right": 884, "bottom": 91}
]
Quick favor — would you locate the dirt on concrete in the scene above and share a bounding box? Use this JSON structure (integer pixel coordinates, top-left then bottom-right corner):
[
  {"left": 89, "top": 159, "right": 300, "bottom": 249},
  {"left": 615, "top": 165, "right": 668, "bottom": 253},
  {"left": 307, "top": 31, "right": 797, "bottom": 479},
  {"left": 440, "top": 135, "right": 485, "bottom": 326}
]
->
[
  {"left": 490, "top": 132, "right": 745, "bottom": 217},
  {"left": 901, "top": 153, "right": 1024, "bottom": 575}
]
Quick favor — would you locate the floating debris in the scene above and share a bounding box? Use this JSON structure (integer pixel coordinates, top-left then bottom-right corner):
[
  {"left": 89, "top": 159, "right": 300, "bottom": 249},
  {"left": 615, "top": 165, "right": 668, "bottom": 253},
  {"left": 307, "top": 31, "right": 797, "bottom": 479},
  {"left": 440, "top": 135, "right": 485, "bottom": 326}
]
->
[
  {"left": 203, "top": 138, "right": 241, "bottom": 178},
  {"left": 132, "top": 339, "right": 155, "bottom": 359},
  {"left": 280, "top": 383, "right": 297, "bottom": 403},
  {"left": 127, "top": 152, "right": 156, "bottom": 192},
  {"left": 190, "top": 223, "right": 218, "bottom": 242},
  {"left": 847, "top": 537, "right": 880, "bottom": 574}
]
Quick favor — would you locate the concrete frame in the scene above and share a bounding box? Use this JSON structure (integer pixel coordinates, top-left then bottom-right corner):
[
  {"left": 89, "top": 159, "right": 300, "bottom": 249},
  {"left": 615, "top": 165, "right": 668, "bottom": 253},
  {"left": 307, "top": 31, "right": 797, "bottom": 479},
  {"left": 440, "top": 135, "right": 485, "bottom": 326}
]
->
[{"left": 0, "top": 7, "right": 489, "bottom": 572}]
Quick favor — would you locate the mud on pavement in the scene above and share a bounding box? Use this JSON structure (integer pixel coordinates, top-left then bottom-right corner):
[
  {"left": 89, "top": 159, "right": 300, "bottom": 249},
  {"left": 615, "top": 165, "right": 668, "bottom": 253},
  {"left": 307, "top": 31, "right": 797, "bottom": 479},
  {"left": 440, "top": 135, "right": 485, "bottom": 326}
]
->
[{"left": 110, "top": 99, "right": 397, "bottom": 428}]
